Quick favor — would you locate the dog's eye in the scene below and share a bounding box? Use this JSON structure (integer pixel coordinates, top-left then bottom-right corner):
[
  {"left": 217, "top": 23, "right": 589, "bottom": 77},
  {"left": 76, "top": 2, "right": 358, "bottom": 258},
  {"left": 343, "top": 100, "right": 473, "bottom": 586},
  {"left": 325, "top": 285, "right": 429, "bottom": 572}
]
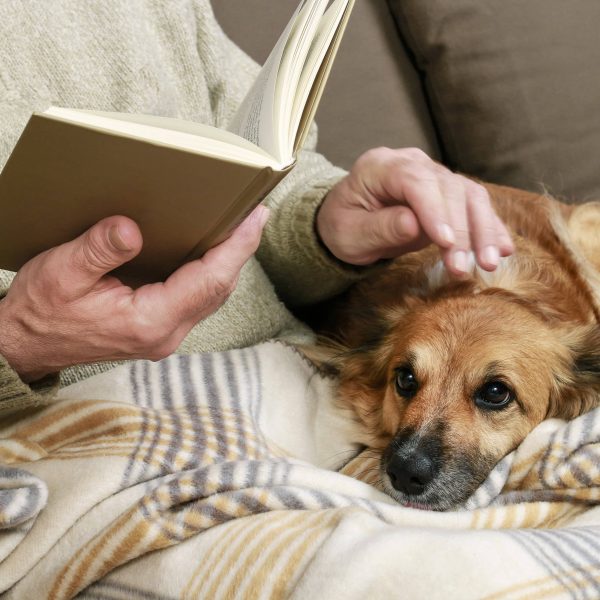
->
[
  {"left": 475, "top": 381, "right": 514, "bottom": 410},
  {"left": 395, "top": 367, "right": 418, "bottom": 398}
]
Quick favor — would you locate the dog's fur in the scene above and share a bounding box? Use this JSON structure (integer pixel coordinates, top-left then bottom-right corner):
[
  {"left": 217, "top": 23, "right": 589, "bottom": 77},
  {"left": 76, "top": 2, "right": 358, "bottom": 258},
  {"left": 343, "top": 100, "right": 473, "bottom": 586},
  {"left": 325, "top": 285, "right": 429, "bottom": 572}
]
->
[{"left": 307, "top": 183, "right": 600, "bottom": 510}]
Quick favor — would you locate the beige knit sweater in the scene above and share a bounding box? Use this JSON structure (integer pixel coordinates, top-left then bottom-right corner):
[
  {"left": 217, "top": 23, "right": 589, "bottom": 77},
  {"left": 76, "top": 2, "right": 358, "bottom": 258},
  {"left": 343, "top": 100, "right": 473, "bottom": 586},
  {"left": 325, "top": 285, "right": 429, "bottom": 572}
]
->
[{"left": 0, "top": 0, "right": 362, "bottom": 413}]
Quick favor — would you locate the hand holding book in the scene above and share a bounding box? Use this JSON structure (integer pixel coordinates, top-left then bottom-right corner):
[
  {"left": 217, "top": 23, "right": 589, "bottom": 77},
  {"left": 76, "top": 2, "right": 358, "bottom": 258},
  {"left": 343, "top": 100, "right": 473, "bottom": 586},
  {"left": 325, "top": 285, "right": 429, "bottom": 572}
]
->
[
  {"left": 0, "top": 0, "right": 355, "bottom": 283},
  {"left": 0, "top": 206, "right": 269, "bottom": 382}
]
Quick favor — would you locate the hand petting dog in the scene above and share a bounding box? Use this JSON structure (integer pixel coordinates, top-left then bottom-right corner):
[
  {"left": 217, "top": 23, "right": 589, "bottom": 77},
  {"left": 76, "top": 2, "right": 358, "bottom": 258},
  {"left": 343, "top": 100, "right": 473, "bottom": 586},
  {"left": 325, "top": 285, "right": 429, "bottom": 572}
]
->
[{"left": 317, "top": 147, "right": 514, "bottom": 275}]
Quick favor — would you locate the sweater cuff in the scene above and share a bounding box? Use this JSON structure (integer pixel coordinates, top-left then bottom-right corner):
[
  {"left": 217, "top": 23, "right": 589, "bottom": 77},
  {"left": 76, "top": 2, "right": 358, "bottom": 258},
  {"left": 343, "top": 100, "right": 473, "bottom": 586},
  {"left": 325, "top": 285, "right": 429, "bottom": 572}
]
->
[
  {"left": 0, "top": 355, "right": 60, "bottom": 415},
  {"left": 258, "top": 169, "right": 371, "bottom": 306},
  {"left": 285, "top": 173, "right": 367, "bottom": 274}
]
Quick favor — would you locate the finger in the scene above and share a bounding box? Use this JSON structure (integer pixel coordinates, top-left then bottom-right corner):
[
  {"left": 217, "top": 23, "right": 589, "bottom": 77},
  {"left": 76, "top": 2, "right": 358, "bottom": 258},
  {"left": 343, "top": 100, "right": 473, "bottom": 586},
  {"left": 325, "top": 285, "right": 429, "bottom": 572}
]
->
[
  {"left": 495, "top": 214, "right": 515, "bottom": 257},
  {"left": 438, "top": 175, "right": 471, "bottom": 276},
  {"left": 464, "top": 180, "right": 502, "bottom": 271},
  {"left": 381, "top": 158, "right": 456, "bottom": 250},
  {"left": 356, "top": 205, "right": 428, "bottom": 262},
  {"left": 158, "top": 205, "right": 269, "bottom": 323},
  {"left": 49, "top": 216, "right": 142, "bottom": 298}
]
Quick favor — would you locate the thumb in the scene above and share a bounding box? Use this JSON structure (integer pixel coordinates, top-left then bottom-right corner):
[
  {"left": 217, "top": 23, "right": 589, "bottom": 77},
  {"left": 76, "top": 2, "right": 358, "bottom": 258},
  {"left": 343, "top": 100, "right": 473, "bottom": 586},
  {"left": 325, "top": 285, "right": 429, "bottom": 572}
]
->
[
  {"left": 59, "top": 216, "right": 143, "bottom": 296},
  {"left": 158, "top": 205, "right": 269, "bottom": 323},
  {"left": 356, "top": 206, "right": 427, "bottom": 262}
]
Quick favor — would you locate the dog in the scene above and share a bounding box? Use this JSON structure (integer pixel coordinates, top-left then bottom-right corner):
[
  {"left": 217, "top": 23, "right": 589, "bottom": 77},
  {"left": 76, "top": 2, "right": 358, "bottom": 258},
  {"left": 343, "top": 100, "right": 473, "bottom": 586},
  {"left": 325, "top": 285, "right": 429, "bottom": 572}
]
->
[{"left": 306, "top": 183, "right": 600, "bottom": 511}]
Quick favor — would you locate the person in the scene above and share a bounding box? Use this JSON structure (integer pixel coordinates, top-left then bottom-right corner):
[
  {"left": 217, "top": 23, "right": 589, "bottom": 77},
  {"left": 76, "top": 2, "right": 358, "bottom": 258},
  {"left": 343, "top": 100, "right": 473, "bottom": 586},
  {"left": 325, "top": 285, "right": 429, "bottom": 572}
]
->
[{"left": 0, "top": 0, "right": 513, "bottom": 413}]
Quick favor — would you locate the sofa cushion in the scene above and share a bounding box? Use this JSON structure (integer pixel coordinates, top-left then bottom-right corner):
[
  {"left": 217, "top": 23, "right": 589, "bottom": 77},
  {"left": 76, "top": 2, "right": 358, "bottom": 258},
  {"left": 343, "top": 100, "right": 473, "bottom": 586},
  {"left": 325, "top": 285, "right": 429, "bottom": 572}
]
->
[{"left": 387, "top": 0, "right": 600, "bottom": 202}]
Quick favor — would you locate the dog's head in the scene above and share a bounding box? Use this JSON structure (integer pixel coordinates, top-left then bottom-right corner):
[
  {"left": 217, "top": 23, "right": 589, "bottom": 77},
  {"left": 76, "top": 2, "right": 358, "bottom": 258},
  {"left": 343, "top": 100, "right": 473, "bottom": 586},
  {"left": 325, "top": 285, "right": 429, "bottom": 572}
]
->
[{"left": 323, "top": 263, "right": 600, "bottom": 510}]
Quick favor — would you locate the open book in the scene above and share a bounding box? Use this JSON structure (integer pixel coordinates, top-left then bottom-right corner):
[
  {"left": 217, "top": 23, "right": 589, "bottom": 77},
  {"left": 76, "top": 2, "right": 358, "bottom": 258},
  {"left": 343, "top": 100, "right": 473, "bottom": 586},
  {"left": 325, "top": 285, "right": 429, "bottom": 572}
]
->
[{"left": 0, "top": 0, "right": 354, "bottom": 283}]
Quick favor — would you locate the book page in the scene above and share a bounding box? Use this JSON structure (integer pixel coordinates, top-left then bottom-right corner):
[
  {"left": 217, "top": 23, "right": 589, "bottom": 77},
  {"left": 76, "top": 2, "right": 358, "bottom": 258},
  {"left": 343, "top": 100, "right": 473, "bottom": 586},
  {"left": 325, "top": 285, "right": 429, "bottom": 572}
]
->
[
  {"left": 43, "top": 107, "right": 280, "bottom": 169},
  {"left": 288, "top": 0, "right": 348, "bottom": 150},
  {"left": 292, "top": 0, "right": 354, "bottom": 154},
  {"left": 272, "top": 0, "right": 330, "bottom": 159},
  {"left": 227, "top": 0, "right": 325, "bottom": 163}
]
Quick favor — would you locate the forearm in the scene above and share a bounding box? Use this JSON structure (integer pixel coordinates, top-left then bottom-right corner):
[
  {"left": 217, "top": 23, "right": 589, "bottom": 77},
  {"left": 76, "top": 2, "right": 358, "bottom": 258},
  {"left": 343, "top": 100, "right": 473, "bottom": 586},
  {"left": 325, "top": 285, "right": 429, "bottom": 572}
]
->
[{"left": 0, "top": 281, "right": 58, "bottom": 413}]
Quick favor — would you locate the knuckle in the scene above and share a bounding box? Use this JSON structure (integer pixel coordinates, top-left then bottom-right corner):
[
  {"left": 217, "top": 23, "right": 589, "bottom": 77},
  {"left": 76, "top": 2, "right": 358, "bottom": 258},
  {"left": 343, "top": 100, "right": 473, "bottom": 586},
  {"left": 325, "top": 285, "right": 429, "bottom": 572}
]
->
[
  {"left": 147, "top": 349, "right": 168, "bottom": 362},
  {"left": 401, "top": 163, "right": 437, "bottom": 185},
  {"left": 441, "top": 172, "right": 464, "bottom": 191},
  {"left": 466, "top": 181, "right": 491, "bottom": 206},
  {"left": 148, "top": 330, "right": 183, "bottom": 361},
  {"left": 129, "top": 328, "right": 158, "bottom": 352},
  {"left": 367, "top": 214, "right": 404, "bottom": 250},
  {"left": 398, "top": 147, "right": 429, "bottom": 162},
  {"left": 383, "top": 215, "right": 408, "bottom": 244},
  {"left": 30, "top": 250, "right": 71, "bottom": 301},
  {"left": 126, "top": 316, "right": 171, "bottom": 353},
  {"left": 356, "top": 146, "right": 394, "bottom": 168},
  {"left": 206, "top": 271, "right": 236, "bottom": 299},
  {"left": 49, "top": 275, "right": 75, "bottom": 304},
  {"left": 79, "top": 229, "right": 116, "bottom": 271}
]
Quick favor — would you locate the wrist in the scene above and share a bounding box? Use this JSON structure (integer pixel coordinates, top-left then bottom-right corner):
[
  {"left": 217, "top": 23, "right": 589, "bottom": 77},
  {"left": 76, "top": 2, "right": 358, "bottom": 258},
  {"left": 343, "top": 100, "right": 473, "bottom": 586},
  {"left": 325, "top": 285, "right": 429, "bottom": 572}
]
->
[{"left": 0, "top": 299, "right": 51, "bottom": 383}]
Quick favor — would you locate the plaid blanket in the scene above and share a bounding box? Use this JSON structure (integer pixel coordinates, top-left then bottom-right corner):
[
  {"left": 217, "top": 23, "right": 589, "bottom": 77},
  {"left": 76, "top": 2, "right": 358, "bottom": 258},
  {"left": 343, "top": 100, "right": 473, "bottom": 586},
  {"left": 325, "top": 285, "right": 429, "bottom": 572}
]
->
[{"left": 0, "top": 341, "right": 599, "bottom": 599}]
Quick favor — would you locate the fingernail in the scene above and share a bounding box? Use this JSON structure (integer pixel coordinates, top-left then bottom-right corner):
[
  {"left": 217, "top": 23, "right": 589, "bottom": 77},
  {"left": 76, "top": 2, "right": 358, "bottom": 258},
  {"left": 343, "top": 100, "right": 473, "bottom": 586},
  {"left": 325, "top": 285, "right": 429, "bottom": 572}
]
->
[
  {"left": 438, "top": 223, "right": 456, "bottom": 246},
  {"left": 247, "top": 204, "right": 269, "bottom": 228},
  {"left": 500, "top": 237, "right": 515, "bottom": 256},
  {"left": 257, "top": 205, "right": 270, "bottom": 228},
  {"left": 481, "top": 245, "right": 500, "bottom": 267},
  {"left": 108, "top": 225, "right": 131, "bottom": 251},
  {"left": 452, "top": 250, "right": 468, "bottom": 273}
]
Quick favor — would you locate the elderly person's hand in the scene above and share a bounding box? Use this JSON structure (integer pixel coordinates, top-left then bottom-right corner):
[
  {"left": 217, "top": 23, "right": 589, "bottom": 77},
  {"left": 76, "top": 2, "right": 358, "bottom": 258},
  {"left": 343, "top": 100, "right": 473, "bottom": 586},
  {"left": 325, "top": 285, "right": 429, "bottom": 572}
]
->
[
  {"left": 317, "top": 147, "right": 514, "bottom": 275},
  {"left": 0, "top": 205, "right": 269, "bottom": 382}
]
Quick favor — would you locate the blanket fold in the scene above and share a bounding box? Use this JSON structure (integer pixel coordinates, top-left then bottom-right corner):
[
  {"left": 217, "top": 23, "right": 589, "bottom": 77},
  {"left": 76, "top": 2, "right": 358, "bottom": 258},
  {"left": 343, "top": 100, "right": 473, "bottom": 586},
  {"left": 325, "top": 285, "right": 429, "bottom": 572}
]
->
[{"left": 0, "top": 342, "right": 598, "bottom": 599}]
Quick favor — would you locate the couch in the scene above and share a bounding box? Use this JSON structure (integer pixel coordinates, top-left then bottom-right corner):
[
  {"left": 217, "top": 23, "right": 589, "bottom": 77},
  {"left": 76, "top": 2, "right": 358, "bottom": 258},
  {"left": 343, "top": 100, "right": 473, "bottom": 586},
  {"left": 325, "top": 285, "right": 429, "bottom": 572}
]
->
[{"left": 215, "top": 0, "right": 600, "bottom": 202}]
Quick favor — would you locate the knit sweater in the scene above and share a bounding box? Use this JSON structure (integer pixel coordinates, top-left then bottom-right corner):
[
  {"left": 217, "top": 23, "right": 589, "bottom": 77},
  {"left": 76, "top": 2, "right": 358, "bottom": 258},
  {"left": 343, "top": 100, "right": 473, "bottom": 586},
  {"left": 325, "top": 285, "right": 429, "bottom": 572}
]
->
[{"left": 0, "top": 0, "right": 361, "bottom": 413}]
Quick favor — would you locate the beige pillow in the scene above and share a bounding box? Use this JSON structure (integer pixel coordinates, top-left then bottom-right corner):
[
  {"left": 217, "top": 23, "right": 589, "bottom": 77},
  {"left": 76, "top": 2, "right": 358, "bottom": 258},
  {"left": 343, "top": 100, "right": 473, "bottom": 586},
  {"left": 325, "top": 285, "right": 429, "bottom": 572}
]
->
[{"left": 387, "top": 0, "right": 600, "bottom": 202}]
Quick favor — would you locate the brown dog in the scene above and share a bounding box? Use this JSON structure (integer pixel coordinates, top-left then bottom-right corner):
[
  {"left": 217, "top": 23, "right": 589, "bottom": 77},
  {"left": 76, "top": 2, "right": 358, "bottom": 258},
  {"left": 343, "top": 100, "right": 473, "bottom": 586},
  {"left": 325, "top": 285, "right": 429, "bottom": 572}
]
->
[{"left": 308, "top": 183, "right": 600, "bottom": 510}]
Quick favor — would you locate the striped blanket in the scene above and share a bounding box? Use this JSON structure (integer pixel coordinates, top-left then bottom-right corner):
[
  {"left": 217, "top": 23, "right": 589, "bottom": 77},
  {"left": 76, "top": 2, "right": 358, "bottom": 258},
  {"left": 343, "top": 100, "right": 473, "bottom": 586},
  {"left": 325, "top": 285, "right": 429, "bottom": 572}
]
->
[{"left": 0, "top": 341, "right": 599, "bottom": 599}]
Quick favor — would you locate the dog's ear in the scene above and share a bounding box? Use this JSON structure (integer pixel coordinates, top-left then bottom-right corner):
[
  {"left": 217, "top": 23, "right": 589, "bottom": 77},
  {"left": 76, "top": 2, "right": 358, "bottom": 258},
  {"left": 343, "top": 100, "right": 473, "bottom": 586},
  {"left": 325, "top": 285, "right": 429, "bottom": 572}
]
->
[
  {"left": 567, "top": 201, "right": 600, "bottom": 275},
  {"left": 550, "top": 325, "right": 600, "bottom": 419},
  {"left": 297, "top": 318, "right": 392, "bottom": 383},
  {"left": 294, "top": 342, "right": 344, "bottom": 377}
]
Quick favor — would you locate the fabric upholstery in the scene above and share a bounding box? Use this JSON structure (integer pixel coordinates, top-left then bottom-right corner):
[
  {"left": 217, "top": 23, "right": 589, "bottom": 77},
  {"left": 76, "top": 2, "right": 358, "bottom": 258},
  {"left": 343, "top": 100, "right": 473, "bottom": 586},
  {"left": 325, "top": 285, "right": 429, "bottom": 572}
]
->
[{"left": 387, "top": 0, "right": 600, "bottom": 202}]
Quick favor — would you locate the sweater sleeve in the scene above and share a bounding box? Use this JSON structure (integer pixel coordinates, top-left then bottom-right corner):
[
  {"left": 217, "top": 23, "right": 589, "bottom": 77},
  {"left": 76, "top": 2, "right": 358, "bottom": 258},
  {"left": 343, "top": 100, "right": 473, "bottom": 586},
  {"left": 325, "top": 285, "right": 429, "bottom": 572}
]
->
[
  {"left": 0, "top": 356, "right": 59, "bottom": 416},
  {"left": 201, "top": 4, "right": 368, "bottom": 307},
  {"left": 0, "top": 92, "right": 51, "bottom": 172},
  {"left": 255, "top": 149, "right": 367, "bottom": 306}
]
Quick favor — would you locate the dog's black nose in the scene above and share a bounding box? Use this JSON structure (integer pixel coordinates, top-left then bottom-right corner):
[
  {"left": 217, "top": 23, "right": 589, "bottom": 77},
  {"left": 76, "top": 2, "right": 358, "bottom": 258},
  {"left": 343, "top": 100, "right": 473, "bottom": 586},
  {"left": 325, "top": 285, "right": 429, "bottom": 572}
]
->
[{"left": 386, "top": 451, "right": 435, "bottom": 495}]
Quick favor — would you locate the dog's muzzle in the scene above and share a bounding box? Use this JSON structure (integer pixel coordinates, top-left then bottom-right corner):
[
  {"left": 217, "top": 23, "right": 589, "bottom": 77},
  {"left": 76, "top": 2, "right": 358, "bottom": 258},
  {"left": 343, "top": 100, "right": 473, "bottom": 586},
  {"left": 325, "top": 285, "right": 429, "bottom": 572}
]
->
[
  {"left": 382, "top": 424, "right": 499, "bottom": 511},
  {"left": 386, "top": 449, "right": 436, "bottom": 495},
  {"left": 384, "top": 428, "right": 443, "bottom": 496}
]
